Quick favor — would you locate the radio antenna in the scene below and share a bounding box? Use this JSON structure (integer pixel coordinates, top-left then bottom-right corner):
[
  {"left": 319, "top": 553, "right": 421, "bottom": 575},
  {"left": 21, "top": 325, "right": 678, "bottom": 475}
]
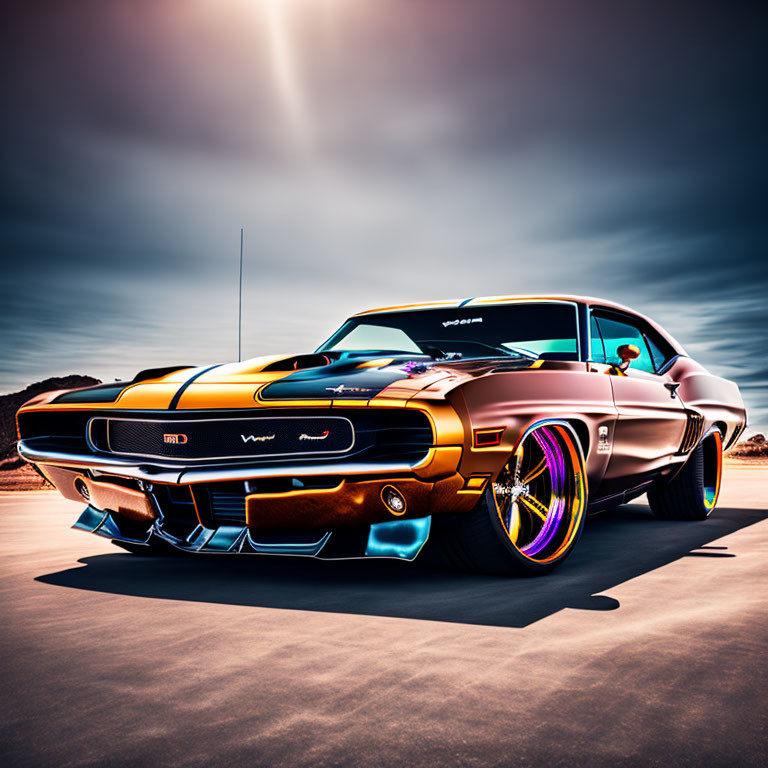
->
[{"left": 238, "top": 227, "right": 244, "bottom": 362}]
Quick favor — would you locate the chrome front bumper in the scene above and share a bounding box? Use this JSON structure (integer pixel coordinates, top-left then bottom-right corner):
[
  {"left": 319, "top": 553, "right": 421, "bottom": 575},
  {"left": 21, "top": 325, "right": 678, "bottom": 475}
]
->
[
  {"left": 20, "top": 440, "right": 468, "bottom": 560},
  {"left": 16, "top": 440, "right": 434, "bottom": 485}
]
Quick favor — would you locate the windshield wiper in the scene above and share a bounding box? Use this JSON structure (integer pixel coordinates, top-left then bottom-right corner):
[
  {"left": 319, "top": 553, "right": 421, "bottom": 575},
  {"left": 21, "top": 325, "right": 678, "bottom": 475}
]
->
[
  {"left": 420, "top": 341, "right": 537, "bottom": 361},
  {"left": 500, "top": 344, "right": 539, "bottom": 360},
  {"left": 420, "top": 346, "right": 463, "bottom": 361}
]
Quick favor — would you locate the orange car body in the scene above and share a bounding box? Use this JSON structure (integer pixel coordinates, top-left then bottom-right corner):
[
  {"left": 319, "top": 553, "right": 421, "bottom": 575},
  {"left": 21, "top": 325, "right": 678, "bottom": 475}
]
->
[{"left": 16, "top": 295, "right": 746, "bottom": 560}]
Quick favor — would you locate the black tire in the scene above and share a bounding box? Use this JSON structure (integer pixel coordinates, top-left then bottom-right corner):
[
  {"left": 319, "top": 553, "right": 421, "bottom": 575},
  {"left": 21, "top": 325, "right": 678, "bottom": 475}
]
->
[
  {"left": 648, "top": 431, "right": 723, "bottom": 521},
  {"left": 423, "top": 422, "right": 588, "bottom": 576}
]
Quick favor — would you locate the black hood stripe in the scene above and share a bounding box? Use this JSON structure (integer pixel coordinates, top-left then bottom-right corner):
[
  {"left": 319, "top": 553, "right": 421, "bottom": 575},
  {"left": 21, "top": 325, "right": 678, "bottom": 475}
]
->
[
  {"left": 168, "top": 365, "right": 222, "bottom": 410},
  {"left": 259, "top": 357, "right": 416, "bottom": 401}
]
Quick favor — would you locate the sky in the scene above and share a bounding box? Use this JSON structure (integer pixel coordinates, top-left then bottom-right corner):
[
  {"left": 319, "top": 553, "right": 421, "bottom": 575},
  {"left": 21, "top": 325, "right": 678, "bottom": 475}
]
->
[{"left": 1, "top": 1, "right": 767, "bottom": 426}]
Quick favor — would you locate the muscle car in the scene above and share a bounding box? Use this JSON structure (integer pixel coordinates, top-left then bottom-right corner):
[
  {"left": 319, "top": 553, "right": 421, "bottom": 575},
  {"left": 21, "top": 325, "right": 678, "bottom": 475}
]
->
[{"left": 16, "top": 295, "right": 746, "bottom": 575}]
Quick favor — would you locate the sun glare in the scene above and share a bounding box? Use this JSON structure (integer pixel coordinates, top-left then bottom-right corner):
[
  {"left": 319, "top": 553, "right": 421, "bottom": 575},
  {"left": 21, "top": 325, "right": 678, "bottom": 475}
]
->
[{"left": 260, "top": 0, "right": 311, "bottom": 147}]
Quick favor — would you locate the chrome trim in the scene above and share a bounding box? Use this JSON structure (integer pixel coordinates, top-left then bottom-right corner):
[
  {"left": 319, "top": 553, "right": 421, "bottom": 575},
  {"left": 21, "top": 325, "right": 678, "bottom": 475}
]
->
[
  {"left": 702, "top": 424, "right": 724, "bottom": 442},
  {"left": 657, "top": 354, "right": 684, "bottom": 376},
  {"left": 86, "top": 414, "right": 356, "bottom": 462},
  {"left": 18, "top": 441, "right": 184, "bottom": 483},
  {"left": 512, "top": 418, "right": 587, "bottom": 468},
  {"left": 177, "top": 461, "right": 417, "bottom": 485},
  {"left": 18, "top": 440, "right": 423, "bottom": 485},
  {"left": 248, "top": 531, "right": 331, "bottom": 555}
]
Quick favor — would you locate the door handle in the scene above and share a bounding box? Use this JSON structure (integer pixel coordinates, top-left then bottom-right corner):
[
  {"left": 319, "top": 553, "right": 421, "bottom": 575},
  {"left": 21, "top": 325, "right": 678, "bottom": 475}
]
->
[{"left": 664, "top": 382, "right": 680, "bottom": 399}]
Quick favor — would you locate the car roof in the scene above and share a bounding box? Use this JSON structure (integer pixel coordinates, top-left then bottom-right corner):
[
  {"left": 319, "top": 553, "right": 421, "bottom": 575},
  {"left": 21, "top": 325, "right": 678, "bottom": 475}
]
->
[
  {"left": 354, "top": 294, "right": 634, "bottom": 316},
  {"left": 351, "top": 295, "right": 686, "bottom": 355}
]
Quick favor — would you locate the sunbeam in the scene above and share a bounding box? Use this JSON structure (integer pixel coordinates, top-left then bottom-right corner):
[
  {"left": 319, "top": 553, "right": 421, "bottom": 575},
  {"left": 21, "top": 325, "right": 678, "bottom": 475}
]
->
[{"left": 260, "top": 0, "right": 312, "bottom": 148}]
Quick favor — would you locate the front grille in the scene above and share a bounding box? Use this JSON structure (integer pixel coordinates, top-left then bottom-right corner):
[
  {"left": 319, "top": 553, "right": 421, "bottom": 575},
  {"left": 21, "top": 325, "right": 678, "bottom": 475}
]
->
[
  {"left": 91, "top": 415, "right": 354, "bottom": 461},
  {"left": 678, "top": 411, "right": 704, "bottom": 454}
]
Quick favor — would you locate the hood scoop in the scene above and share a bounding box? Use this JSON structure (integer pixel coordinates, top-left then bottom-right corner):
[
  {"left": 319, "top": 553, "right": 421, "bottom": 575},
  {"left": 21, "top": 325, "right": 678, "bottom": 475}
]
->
[{"left": 261, "top": 354, "right": 333, "bottom": 373}]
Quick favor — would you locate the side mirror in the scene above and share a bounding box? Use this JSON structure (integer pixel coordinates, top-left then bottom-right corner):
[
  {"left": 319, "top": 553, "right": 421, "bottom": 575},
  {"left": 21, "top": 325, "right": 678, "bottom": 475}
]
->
[{"left": 616, "top": 344, "right": 641, "bottom": 371}]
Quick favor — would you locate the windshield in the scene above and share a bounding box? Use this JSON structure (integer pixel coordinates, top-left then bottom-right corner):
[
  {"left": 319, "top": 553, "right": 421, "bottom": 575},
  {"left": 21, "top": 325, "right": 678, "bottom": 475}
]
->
[{"left": 318, "top": 303, "right": 580, "bottom": 361}]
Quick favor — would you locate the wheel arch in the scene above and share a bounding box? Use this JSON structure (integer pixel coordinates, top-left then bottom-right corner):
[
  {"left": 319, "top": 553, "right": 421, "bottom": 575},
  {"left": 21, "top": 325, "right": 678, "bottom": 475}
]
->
[
  {"left": 512, "top": 418, "right": 588, "bottom": 469},
  {"left": 710, "top": 421, "right": 728, "bottom": 440},
  {"left": 563, "top": 418, "right": 590, "bottom": 459}
]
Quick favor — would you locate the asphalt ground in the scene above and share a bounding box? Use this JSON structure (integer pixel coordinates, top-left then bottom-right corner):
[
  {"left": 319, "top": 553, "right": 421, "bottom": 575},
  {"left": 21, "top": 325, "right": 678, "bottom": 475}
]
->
[{"left": 1, "top": 462, "right": 766, "bottom": 767}]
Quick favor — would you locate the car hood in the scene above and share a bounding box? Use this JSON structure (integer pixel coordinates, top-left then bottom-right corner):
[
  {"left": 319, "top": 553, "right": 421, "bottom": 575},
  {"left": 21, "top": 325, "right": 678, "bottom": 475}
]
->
[
  {"left": 213, "top": 352, "right": 536, "bottom": 403},
  {"left": 30, "top": 352, "right": 537, "bottom": 411}
]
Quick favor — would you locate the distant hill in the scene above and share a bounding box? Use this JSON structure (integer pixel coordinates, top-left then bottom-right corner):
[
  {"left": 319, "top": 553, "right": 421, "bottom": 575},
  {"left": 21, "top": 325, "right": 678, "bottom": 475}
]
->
[
  {"left": 0, "top": 376, "right": 100, "bottom": 489},
  {"left": 728, "top": 433, "right": 768, "bottom": 459}
]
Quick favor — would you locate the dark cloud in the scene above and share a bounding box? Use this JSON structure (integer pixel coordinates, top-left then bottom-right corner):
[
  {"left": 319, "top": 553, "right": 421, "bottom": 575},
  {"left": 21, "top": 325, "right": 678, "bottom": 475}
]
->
[{"left": 1, "top": 0, "right": 766, "bottom": 425}]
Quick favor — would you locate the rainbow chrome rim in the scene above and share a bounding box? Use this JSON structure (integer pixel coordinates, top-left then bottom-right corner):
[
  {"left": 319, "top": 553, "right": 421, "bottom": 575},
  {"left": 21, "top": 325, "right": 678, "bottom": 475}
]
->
[
  {"left": 702, "top": 431, "right": 723, "bottom": 512},
  {"left": 493, "top": 424, "right": 586, "bottom": 563}
]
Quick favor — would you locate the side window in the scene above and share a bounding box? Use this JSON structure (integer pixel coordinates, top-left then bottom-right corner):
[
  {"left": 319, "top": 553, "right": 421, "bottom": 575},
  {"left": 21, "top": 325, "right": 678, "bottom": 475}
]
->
[
  {"left": 589, "top": 314, "right": 606, "bottom": 363},
  {"left": 595, "top": 316, "right": 655, "bottom": 374},
  {"left": 644, "top": 331, "right": 670, "bottom": 372}
]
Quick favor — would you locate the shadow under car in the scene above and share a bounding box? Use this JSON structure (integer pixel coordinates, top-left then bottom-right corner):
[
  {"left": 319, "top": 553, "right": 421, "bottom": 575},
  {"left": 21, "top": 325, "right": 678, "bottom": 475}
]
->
[{"left": 35, "top": 503, "right": 766, "bottom": 628}]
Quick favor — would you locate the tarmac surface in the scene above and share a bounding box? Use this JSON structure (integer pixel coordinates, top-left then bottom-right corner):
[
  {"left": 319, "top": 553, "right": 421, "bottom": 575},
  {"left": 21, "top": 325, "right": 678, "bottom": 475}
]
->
[{"left": 1, "top": 462, "right": 767, "bottom": 767}]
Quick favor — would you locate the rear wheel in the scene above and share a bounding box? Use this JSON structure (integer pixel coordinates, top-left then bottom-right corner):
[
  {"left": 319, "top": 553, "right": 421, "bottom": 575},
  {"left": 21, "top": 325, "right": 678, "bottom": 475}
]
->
[
  {"left": 425, "top": 423, "right": 588, "bottom": 575},
  {"left": 648, "top": 431, "right": 723, "bottom": 520}
]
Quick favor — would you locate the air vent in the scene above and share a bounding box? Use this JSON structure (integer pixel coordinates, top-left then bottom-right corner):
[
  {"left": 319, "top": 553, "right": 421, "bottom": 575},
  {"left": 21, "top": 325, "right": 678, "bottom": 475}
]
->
[
  {"left": 678, "top": 412, "right": 704, "bottom": 455},
  {"left": 725, "top": 422, "right": 745, "bottom": 451},
  {"left": 261, "top": 354, "right": 331, "bottom": 372},
  {"left": 208, "top": 488, "right": 246, "bottom": 525}
]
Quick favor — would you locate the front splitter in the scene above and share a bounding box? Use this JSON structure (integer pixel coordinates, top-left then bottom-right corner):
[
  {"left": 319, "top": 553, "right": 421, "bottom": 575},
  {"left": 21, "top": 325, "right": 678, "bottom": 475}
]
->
[{"left": 73, "top": 505, "right": 432, "bottom": 561}]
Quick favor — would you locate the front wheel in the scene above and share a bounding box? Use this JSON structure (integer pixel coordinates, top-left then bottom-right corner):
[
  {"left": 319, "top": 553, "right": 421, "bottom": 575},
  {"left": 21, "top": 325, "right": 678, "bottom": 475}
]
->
[
  {"left": 648, "top": 431, "right": 723, "bottom": 520},
  {"left": 424, "top": 422, "right": 588, "bottom": 576}
]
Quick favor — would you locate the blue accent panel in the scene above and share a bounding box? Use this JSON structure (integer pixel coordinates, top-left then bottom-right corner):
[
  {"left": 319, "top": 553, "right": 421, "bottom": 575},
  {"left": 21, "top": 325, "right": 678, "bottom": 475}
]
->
[
  {"left": 73, "top": 506, "right": 152, "bottom": 543},
  {"left": 458, "top": 297, "right": 475, "bottom": 307},
  {"left": 205, "top": 526, "right": 247, "bottom": 552},
  {"left": 93, "top": 512, "right": 126, "bottom": 539},
  {"left": 365, "top": 516, "right": 431, "bottom": 560},
  {"left": 72, "top": 505, "right": 108, "bottom": 533},
  {"left": 185, "top": 525, "right": 215, "bottom": 551},
  {"left": 96, "top": 510, "right": 153, "bottom": 543}
]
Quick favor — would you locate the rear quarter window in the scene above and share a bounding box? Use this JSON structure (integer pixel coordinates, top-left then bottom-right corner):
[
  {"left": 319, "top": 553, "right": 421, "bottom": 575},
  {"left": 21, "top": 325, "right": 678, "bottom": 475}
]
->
[{"left": 644, "top": 332, "right": 672, "bottom": 371}]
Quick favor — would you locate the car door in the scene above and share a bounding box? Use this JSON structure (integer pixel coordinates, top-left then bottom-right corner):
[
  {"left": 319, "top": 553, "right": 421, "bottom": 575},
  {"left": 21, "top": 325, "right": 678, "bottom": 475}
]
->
[{"left": 590, "top": 310, "right": 688, "bottom": 497}]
